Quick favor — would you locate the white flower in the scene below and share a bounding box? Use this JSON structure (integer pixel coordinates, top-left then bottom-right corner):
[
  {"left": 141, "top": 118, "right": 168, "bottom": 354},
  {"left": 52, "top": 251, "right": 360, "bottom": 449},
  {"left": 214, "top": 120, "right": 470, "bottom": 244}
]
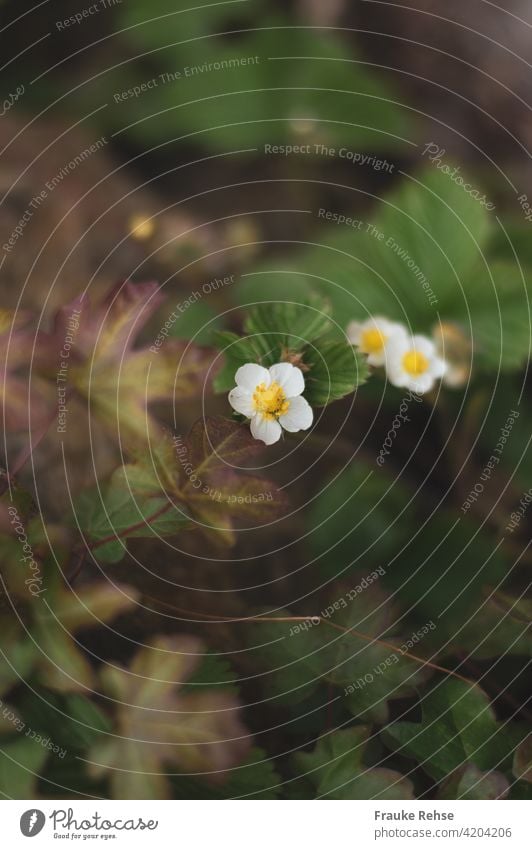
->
[
  {"left": 228, "top": 363, "right": 313, "bottom": 445},
  {"left": 384, "top": 332, "right": 448, "bottom": 394},
  {"left": 347, "top": 316, "right": 406, "bottom": 366}
]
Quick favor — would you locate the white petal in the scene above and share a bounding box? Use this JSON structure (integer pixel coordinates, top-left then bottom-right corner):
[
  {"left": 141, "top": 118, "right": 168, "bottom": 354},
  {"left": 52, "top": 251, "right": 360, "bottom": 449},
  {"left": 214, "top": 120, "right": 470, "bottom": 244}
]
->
[
  {"left": 383, "top": 331, "right": 408, "bottom": 357},
  {"left": 279, "top": 396, "right": 314, "bottom": 432},
  {"left": 268, "top": 362, "right": 305, "bottom": 396},
  {"left": 386, "top": 322, "right": 409, "bottom": 341},
  {"left": 250, "top": 414, "right": 282, "bottom": 445},
  {"left": 228, "top": 386, "right": 254, "bottom": 417},
  {"left": 235, "top": 363, "right": 270, "bottom": 392},
  {"left": 410, "top": 334, "right": 436, "bottom": 358},
  {"left": 385, "top": 365, "right": 409, "bottom": 388},
  {"left": 367, "top": 350, "right": 387, "bottom": 367},
  {"left": 377, "top": 324, "right": 408, "bottom": 368},
  {"left": 346, "top": 321, "right": 363, "bottom": 344},
  {"left": 429, "top": 356, "right": 448, "bottom": 379},
  {"left": 410, "top": 373, "right": 435, "bottom": 394},
  {"left": 371, "top": 316, "right": 405, "bottom": 336}
]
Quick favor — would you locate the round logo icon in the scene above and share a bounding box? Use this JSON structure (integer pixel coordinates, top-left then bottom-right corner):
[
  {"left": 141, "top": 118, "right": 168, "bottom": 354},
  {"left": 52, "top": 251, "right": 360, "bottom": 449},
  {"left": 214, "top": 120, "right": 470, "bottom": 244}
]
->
[{"left": 20, "top": 810, "right": 46, "bottom": 837}]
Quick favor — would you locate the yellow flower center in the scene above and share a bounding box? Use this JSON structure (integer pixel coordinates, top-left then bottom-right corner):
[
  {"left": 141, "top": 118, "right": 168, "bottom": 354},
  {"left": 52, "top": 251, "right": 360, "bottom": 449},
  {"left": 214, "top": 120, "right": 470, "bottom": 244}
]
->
[
  {"left": 360, "top": 328, "right": 386, "bottom": 354},
  {"left": 252, "top": 381, "right": 290, "bottom": 420},
  {"left": 402, "top": 349, "right": 429, "bottom": 376}
]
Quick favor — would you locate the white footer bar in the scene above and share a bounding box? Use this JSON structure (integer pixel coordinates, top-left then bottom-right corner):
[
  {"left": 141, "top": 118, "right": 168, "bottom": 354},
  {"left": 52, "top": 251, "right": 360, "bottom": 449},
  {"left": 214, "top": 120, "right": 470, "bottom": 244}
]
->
[{"left": 3, "top": 800, "right": 530, "bottom": 848}]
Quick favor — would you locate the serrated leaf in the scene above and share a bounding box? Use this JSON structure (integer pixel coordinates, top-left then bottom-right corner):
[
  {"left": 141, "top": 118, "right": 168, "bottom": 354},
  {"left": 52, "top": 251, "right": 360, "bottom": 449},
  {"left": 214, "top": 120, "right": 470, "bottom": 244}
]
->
[
  {"left": 478, "top": 382, "right": 530, "bottom": 489},
  {"left": 37, "top": 282, "right": 218, "bottom": 448},
  {"left": 295, "top": 727, "right": 414, "bottom": 799},
  {"left": 76, "top": 470, "right": 190, "bottom": 564},
  {"left": 213, "top": 331, "right": 264, "bottom": 393},
  {"left": 184, "top": 651, "right": 238, "bottom": 691},
  {"left": 215, "top": 300, "right": 365, "bottom": 405},
  {"left": 243, "top": 298, "right": 334, "bottom": 364},
  {"left": 77, "top": 338, "right": 217, "bottom": 447},
  {"left": 304, "top": 340, "right": 368, "bottom": 406},
  {"left": 235, "top": 166, "right": 492, "bottom": 334},
  {"left": 388, "top": 513, "right": 507, "bottom": 636},
  {"left": 28, "top": 568, "right": 139, "bottom": 692},
  {"left": 446, "top": 591, "right": 532, "bottom": 659},
  {"left": 88, "top": 636, "right": 251, "bottom": 799},
  {"left": 384, "top": 679, "right": 525, "bottom": 781},
  {"left": 170, "top": 748, "right": 282, "bottom": 799},
  {"left": 178, "top": 417, "right": 289, "bottom": 545},
  {"left": 251, "top": 581, "right": 428, "bottom": 723}
]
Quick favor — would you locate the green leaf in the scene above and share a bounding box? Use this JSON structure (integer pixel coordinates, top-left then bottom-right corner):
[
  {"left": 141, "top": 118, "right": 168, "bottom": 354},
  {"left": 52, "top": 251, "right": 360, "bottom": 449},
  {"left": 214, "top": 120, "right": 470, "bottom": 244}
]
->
[
  {"left": 179, "top": 417, "right": 288, "bottom": 545},
  {"left": 18, "top": 690, "right": 112, "bottom": 752},
  {"left": 452, "top": 262, "right": 532, "bottom": 372},
  {"left": 445, "top": 591, "right": 532, "bottom": 659},
  {"left": 295, "top": 727, "right": 414, "bottom": 799},
  {"left": 0, "top": 735, "right": 49, "bottom": 798},
  {"left": 28, "top": 568, "right": 139, "bottom": 692},
  {"left": 168, "top": 299, "right": 224, "bottom": 345},
  {"left": 39, "top": 283, "right": 218, "bottom": 449},
  {"left": 95, "top": 16, "right": 411, "bottom": 153},
  {"left": 243, "top": 297, "right": 334, "bottom": 364},
  {"left": 251, "top": 581, "right": 428, "bottom": 723},
  {"left": 478, "top": 382, "right": 530, "bottom": 489},
  {"left": 384, "top": 679, "right": 525, "bottom": 780},
  {"left": 31, "top": 625, "right": 96, "bottom": 694},
  {"left": 304, "top": 340, "right": 368, "bottom": 406},
  {"left": 170, "top": 748, "right": 282, "bottom": 799},
  {"left": 39, "top": 751, "right": 107, "bottom": 799},
  {"left": 489, "top": 223, "right": 532, "bottom": 267},
  {"left": 214, "top": 299, "right": 365, "bottom": 405},
  {"left": 309, "top": 461, "right": 412, "bottom": 579},
  {"left": 326, "top": 588, "right": 430, "bottom": 722},
  {"left": 388, "top": 513, "right": 507, "bottom": 633},
  {"left": 184, "top": 651, "right": 238, "bottom": 692},
  {"left": 235, "top": 165, "right": 492, "bottom": 332},
  {"left": 0, "top": 632, "right": 37, "bottom": 698},
  {"left": 213, "top": 331, "right": 264, "bottom": 393},
  {"left": 122, "top": 0, "right": 258, "bottom": 44},
  {"left": 76, "top": 470, "right": 190, "bottom": 563},
  {"left": 88, "top": 635, "right": 251, "bottom": 799}
]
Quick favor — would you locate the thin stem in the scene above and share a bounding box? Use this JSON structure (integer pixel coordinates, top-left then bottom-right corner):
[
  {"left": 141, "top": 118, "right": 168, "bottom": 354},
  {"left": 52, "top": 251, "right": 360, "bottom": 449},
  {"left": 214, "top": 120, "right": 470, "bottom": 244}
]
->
[
  {"left": 89, "top": 500, "right": 173, "bottom": 552},
  {"left": 144, "top": 597, "right": 320, "bottom": 625},
  {"left": 324, "top": 620, "right": 474, "bottom": 687},
  {"left": 142, "top": 596, "right": 474, "bottom": 687}
]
